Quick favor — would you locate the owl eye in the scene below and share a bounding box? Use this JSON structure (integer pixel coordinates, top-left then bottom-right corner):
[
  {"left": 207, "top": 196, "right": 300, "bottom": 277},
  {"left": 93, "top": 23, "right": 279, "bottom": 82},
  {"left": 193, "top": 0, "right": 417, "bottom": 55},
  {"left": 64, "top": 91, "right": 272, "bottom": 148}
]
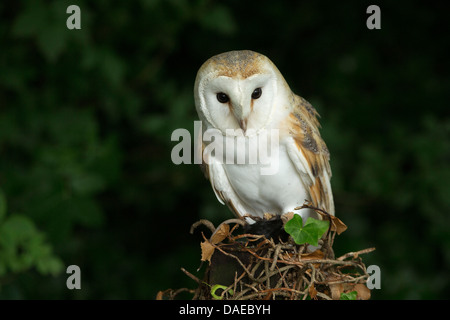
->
[
  {"left": 216, "top": 92, "right": 230, "bottom": 103},
  {"left": 251, "top": 87, "right": 262, "bottom": 99}
]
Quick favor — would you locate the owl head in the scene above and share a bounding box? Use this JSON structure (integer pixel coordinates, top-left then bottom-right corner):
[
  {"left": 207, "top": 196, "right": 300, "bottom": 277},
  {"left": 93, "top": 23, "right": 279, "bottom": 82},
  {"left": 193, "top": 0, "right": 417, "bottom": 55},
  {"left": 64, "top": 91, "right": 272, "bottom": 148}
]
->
[{"left": 194, "top": 50, "right": 293, "bottom": 136}]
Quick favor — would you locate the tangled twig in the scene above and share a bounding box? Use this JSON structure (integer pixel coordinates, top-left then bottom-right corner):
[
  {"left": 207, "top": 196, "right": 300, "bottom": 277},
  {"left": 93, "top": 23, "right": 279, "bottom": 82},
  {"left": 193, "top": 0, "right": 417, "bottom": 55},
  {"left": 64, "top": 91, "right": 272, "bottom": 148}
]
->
[{"left": 159, "top": 206, "right": 374, "bottom": 300}]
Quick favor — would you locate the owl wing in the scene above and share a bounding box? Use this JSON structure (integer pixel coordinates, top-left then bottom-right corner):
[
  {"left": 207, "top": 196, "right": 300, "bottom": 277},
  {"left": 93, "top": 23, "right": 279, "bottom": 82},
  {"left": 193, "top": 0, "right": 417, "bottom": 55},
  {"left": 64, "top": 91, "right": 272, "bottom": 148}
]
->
[
  {"left": 197, "top": 128, "right": 251, "bottom": 218},
  {"left": 284, "top": 94, "right": 335, "bottom": 216}
]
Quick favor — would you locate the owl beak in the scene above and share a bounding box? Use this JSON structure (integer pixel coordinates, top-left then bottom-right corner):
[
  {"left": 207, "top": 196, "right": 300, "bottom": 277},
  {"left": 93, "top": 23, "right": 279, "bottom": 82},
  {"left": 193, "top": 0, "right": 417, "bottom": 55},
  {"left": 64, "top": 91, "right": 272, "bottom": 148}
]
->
[{"left": 239, "top": 118, "right": 248, "bottom": 133}]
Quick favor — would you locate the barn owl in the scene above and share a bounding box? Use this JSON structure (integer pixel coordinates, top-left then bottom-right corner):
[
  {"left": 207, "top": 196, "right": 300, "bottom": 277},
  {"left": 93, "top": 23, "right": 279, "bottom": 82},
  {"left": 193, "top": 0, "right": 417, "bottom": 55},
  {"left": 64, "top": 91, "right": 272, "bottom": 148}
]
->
[{"left": 194, "top": 50, "right": 334, "bottom": 225}]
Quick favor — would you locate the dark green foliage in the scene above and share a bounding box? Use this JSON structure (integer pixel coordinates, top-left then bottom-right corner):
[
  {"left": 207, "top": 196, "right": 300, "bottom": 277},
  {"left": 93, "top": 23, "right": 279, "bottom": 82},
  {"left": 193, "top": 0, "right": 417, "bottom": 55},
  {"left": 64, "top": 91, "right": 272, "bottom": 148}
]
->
[{"left": 0, "top": 0, "right": 448, "bottom": 299}]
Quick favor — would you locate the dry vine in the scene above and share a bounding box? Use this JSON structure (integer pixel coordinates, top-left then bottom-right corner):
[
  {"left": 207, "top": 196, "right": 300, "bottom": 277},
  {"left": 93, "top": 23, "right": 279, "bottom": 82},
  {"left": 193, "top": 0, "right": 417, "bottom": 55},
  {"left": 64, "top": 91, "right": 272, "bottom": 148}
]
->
[{"left": 158, "top": 208, "right": 375, "bottom": 300}]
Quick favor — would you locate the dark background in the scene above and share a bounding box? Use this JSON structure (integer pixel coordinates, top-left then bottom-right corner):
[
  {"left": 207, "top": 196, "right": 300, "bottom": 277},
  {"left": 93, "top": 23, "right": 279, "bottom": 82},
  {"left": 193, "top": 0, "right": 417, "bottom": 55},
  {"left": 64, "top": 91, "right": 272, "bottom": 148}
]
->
[{"left": 0, "top": 0, "right": 448, "bottom": 299}]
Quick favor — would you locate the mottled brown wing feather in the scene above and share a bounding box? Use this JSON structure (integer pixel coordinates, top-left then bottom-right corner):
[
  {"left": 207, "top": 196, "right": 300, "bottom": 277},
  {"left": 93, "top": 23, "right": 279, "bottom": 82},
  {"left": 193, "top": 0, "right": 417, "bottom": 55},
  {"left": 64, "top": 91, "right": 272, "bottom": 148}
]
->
[{"left": 288, "top": 95, "right": 335, "bottom": 215}]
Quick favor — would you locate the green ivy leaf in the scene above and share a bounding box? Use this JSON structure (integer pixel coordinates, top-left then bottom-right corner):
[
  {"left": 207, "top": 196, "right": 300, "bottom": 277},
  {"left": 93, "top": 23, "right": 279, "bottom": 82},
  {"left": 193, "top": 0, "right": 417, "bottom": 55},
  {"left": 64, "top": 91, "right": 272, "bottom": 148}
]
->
[
  {"left": 211, "top": 284, "right": 234, "bottom": 300},
  {"left": 284, "top": 215, "right": 329, "bottom": 246},
  {"left": 340, "top": 291, "right": 358, "bottom": 300}
]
